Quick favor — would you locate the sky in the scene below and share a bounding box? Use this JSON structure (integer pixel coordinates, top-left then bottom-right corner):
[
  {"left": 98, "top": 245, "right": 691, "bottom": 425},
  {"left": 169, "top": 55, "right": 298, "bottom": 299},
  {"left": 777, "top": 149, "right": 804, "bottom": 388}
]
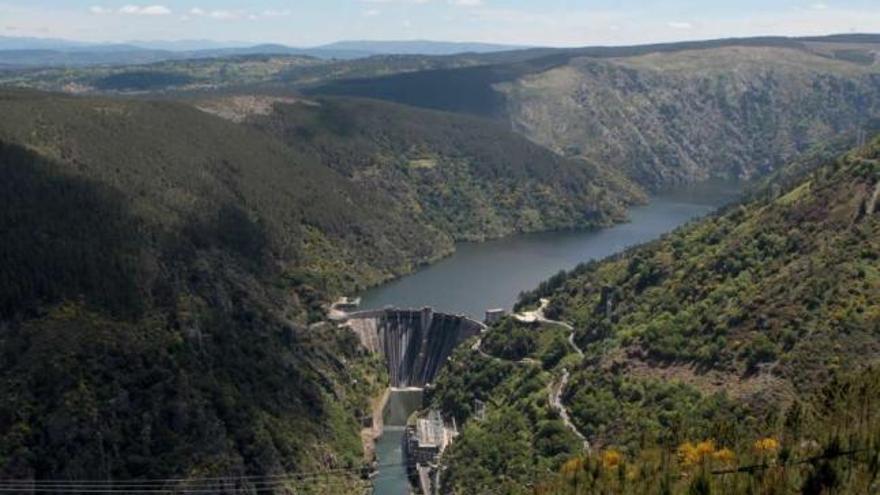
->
[{"left": 0, "top": 0, "right": 878, "bottom": 47}]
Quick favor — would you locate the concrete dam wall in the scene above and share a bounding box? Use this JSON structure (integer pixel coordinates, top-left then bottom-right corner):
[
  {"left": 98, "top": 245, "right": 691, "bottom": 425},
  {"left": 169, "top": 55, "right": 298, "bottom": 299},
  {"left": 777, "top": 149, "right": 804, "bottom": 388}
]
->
[{"left": 344, "top": 308, "right": 485, "bottom": 387}]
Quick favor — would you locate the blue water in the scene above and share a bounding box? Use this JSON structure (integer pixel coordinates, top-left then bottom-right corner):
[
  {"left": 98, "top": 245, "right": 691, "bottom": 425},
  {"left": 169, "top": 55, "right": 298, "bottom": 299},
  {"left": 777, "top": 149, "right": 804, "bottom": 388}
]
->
[{"left": 360, "top": 179, "right": 742, "bottom": 319}]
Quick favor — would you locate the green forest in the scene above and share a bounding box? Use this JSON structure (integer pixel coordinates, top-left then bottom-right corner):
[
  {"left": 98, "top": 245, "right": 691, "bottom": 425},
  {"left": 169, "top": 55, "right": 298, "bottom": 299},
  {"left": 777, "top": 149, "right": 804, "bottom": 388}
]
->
[
  {"left": 431, "top": 137, "right": 880, "bottom": 494},
  {"left": 0, "top": 86, "right": 634, "bottom": 490}
]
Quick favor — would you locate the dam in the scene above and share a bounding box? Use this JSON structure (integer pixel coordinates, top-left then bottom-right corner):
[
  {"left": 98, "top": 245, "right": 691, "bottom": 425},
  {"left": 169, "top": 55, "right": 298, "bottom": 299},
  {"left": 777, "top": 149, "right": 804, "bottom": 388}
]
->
[{"left": 342, "top": 307, "right": 485, "bottom": 387}]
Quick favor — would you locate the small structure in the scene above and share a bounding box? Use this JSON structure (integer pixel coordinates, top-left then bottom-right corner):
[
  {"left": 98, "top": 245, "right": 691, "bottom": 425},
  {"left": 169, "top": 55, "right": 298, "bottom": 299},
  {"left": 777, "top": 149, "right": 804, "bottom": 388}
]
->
[
  {"left": 484, "top": 308, "right": 507, "bottom": 325},
  {"left": 599, "top": 287, "right": 614, "bottom": 319},
  {"left": 329, "top": 296, "right": 363, "bottom": 320},
  {"left": 333, "top": 296, "right": 362, "bottom": 312},
  {"left": 474, "top": 399, "right": 487, "bottom": 421},
  {"left": 405, "top": 410, "right": 458, "bottom": 494}
]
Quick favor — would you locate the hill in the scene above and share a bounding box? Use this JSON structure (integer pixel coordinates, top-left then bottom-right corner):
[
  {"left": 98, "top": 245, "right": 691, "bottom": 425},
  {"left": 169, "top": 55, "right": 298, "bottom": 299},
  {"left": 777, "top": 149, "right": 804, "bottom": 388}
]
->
[
  {"left": 230, "top": 95, "right": 642, "bottom": 242},
  {"left": 311, "top": 35, "right": 880, "bottom": 188},
  {"left": 0, "top": 89, "right": 445, "bottom": 488},
  {"left": 0, "top": 47, "right": 559, "bottom": 95},
  {"left": 0, "top": 37, "right": 533, "bottom": 69},
  {"left": 0, "top": 88, "right": 637, "bottom": 487},
  {"left": 428, "top": 136, "right": 880, "bottom": 493}
]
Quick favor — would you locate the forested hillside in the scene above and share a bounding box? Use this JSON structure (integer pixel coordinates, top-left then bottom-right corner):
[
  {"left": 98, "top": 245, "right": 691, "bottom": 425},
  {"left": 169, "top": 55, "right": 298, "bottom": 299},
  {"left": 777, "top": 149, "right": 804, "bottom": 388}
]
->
[
  {"left": 0, "top": 89, "right": 425, "bottom": 490},
  {"left": 313, "top": 36, "right": 880, "bottom": 188},
  {"left": 431, "top": 136, "right": 880, "bottom": 493},
  {"left": 6, "top": 35, "right": 880, "bottom": 190},
  {"left": 241, "top": 96, "right": 641, "bottom": 241},
  {"left": 0, "top": 88, "right": 637, "bottom": 488}
]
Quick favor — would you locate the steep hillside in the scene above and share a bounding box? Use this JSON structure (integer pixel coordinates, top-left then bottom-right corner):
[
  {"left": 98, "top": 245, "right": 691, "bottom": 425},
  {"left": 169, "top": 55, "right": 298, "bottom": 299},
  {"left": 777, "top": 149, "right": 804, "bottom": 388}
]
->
[
  {"left": 312, "top": 36, "right": 880, "bottom": 188},
  {"left": 0, "top": 90, "right": 459, "bottom": 292},
  {"left": 430, "top": 137, "right": 880, "bottom": 493},
  {"left": 236, "top": 96, "right": 642, "bottom": 241},
  {"left": 0, "top": 88, "right": 638, "bottom": 489},
  {"left": 0, "top": 97, "right": 396, "bottom": 491},
  {"left": 502, "top": 46, "right": 880, "bottom": 186}
]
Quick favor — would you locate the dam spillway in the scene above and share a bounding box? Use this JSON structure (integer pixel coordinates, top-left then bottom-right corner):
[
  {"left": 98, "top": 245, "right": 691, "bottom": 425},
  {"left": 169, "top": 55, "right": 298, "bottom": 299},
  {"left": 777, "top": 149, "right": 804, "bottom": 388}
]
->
[{"left": 343, "top": 307, "right": 485, "bottom": 387}]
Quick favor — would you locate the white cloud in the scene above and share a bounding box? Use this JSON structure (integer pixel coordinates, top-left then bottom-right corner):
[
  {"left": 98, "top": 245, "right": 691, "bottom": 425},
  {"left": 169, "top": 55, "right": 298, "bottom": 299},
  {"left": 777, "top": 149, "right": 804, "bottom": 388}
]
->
[
  {"left": 449, "top": 0, "right": 483, "bottom": 6},
  {"left": 118, "top": 5, "right": 171, "bottom": 16},
  {"left": 189, "top": 8, "right": 242, "bottom": 20},
  {"left": 810, "top": 2, "right": 829, "bottom": 10},
  {"left": 364, "top": 9, "right": 381, "bottom": 17},
  {"left": 89, "top": 5, "right": 112, "bottom": 15},
  {"left": 667, "top": 21, "right": 693, "bottom": 29}
]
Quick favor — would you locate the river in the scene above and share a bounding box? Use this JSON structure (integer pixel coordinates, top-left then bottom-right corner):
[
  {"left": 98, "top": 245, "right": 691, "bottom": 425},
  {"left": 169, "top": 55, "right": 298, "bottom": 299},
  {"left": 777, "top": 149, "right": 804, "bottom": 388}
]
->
[
  {"left": 366, "top": 178, "right": 743, "bottom": 494},
  {"left": 372, "top": 390, "right": 424, "bottom": 495}
]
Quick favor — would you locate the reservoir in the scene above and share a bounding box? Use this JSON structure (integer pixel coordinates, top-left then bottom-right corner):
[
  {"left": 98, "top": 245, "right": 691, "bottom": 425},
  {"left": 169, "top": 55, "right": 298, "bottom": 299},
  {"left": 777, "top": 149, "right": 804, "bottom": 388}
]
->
[
  {"left": 360, "top": 179, "right": 744, "bottom": 319},
  {"left": 366, "top": 178, "right": 743, "bottom": 494}
]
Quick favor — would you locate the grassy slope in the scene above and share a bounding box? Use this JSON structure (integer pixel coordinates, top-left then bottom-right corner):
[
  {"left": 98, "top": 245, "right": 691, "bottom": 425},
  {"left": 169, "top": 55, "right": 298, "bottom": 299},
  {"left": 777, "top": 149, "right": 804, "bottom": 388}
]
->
[{"left": 431, "top": 137, "right": 880, "bottom": 493}]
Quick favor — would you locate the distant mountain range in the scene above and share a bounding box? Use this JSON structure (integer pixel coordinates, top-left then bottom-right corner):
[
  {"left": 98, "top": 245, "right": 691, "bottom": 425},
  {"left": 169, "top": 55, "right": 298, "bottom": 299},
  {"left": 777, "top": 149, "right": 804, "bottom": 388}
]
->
[
  {"left": 0, "top": 36, "right": 529, "bottom": 68},
  {"left": 316, "top": 40, "right": 529, "bottom": 55}
]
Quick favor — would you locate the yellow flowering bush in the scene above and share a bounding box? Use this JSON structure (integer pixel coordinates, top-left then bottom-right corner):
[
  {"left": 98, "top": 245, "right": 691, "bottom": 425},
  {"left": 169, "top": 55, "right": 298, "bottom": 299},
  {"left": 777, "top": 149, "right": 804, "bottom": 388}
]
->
[
  {"left": 695, "top": 440, "right": 715, "bottom": 457},
  {"left": 754, "top": 437, "right": 780, "bottom": 454},
  {"left": 712, "top": 448, "right": 736, "bottom": 466},
  {"left": 677, "top": 442, "right": 699, "bottom": 467},
  {"left": 560, "top": 457, "right": 584, "bottom": 479},
  {"left": 677, "top": 439, "right": 733, "bottom": 469},
  {"left": 602, "top": 449, "right": 623, "bottom": 469}
]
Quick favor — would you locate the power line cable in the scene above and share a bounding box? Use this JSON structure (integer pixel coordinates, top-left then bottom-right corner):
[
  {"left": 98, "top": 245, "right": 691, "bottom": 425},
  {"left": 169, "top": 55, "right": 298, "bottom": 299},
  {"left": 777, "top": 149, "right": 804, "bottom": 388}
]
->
[{"left": 0, "top": 462, "right": 411, "bottom": 492}]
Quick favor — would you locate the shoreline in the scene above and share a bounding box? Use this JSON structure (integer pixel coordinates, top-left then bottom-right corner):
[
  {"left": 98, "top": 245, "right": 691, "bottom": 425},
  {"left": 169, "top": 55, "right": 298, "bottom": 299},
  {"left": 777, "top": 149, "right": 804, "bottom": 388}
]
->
[{"left": 361, "top": 386, "right": 392, "bottom": 462}]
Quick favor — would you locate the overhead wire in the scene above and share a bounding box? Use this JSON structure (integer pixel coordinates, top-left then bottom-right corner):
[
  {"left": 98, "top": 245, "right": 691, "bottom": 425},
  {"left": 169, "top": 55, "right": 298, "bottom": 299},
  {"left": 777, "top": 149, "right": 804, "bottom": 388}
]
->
[{"left": 0, "top": 462, "right": 411, "bottom": 493}]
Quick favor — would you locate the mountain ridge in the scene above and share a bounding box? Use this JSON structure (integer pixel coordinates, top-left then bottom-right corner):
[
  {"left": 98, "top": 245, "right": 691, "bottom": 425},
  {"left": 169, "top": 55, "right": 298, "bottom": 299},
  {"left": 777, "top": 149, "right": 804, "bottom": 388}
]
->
[{"left": 311, "top": 36, "right": 880, "bottom": 188}]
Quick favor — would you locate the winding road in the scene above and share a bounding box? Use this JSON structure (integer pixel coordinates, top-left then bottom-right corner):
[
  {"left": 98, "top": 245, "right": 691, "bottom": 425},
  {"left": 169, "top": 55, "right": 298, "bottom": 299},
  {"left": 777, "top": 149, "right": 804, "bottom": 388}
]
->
[
  {"left": 550, "top": 368, "right": 590, "bottom": 452},
  {"left": 523, "top": 299, "right": 590, "bottom": 452},
  {"left": 477, "top": 298, "right": 590, "bottom": 452}
]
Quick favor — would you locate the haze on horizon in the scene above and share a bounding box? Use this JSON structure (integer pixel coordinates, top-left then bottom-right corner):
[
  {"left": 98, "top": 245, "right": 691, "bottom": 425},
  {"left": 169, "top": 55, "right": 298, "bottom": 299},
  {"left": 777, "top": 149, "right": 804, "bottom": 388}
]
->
[{"left": 0, "top": 0, "right": 879, "bottom": 49}]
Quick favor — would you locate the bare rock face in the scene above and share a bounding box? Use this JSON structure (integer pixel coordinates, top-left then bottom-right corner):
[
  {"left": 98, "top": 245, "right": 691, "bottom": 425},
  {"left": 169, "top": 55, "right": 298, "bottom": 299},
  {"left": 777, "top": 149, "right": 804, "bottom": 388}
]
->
[{"left": 500, "top": 47, "right": 880, "bottom": 188}]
